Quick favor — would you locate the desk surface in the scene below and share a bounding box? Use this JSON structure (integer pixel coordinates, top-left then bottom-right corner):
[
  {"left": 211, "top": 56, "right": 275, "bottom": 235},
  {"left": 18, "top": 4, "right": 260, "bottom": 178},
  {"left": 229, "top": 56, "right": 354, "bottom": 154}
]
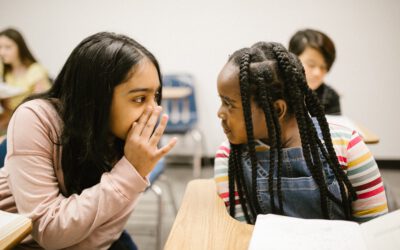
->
[{"left": 164, "top": 179, "right": 254, "bottom": 250}]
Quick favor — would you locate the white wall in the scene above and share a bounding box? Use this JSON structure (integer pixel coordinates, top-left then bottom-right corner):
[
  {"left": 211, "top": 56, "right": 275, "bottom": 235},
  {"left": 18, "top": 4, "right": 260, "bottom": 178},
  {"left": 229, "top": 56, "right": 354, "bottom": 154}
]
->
[{"left": 1, "top": 0, "right": 399, "bottom": 159}]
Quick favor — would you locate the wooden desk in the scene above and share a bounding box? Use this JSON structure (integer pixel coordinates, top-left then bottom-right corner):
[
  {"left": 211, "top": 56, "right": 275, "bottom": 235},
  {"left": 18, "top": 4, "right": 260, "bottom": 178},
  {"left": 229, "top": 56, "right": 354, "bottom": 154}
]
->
[
  {"left": 164, "top": 179, "right": 254, "bottom": 250},
  {"left": 355, "top": 123, "right": 380, "bottom": 144}
]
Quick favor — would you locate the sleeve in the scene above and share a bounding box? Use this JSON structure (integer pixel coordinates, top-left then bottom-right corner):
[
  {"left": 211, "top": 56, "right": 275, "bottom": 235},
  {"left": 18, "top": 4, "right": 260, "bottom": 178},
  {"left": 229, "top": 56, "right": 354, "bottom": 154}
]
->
[
  {"left": 25, "top": 64, "right": 49, "bottom": 88},
  {"left": 344, "top": 131, "right": 388, "bottom": 222},
  {"left": 214, "top": 141, "right": 246, "bottom": 222},
  {"left": 6, "top": 103, "right": 150, "bottom": 249}
]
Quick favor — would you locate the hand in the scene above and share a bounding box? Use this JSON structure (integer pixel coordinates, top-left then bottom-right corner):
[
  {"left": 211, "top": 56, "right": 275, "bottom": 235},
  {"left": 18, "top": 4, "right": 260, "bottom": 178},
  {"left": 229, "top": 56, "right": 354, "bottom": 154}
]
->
[{"left": 124, "top": 105, "right": 177, "bottom": 177}]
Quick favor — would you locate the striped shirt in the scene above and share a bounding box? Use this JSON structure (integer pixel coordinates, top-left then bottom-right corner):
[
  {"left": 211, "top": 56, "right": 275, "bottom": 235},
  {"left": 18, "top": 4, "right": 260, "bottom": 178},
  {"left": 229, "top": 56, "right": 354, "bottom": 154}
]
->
[{"left": 214, "top": 121, "right": 388, "bottom": 223}]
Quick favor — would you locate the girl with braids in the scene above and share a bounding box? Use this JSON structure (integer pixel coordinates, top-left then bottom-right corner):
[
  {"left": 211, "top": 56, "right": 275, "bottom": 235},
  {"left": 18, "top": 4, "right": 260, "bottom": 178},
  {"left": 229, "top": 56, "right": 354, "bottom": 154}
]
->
[
  {"left": 214, "top": 41, "right": 388, "bottom": 225},
  {"left": 0, "top": 32, "right": 177, "bottom": 249}
]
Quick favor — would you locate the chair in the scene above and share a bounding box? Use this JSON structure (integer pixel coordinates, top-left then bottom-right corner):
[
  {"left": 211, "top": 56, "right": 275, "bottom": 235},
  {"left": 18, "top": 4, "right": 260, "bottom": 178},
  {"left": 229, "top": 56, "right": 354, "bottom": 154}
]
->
[
  {"left": 147, "top": 158, "right": 177, "bottom": 250},
  {"left": 161, "top": 74, "right": 204, "bottom": 177},
  {"left": 0, "top": 138, "right": 7, "bottom": 168}
]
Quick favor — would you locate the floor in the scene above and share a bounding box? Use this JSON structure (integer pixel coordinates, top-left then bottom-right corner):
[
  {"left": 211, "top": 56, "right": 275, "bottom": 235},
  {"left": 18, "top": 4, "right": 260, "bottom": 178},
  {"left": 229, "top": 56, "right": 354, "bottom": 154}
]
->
[{"left": 125, "top": 162, "right": 400, "bottom": 250}]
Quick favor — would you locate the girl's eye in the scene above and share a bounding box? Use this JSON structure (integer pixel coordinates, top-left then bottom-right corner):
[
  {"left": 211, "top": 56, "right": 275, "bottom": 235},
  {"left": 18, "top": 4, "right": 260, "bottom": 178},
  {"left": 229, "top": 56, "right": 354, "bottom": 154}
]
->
[
  {"left": 133, "top": 96, "right": 146, "bottom": 103},
  {"left": 154, "top": 91, "right": 160, "bottom": 101},
  {"left": 221, "top": 99, "right": 233, "bottom": 109}
]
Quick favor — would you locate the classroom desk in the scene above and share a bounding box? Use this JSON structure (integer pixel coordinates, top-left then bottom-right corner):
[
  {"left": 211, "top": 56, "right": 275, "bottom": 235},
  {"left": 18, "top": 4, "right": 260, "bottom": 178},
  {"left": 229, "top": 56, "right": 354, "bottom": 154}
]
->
[
  {"left": 164, "top": 179, "right": 254, "bottom": 250},
  {"left": 356, "top": 123, "right": 380, "bottom": 144}
]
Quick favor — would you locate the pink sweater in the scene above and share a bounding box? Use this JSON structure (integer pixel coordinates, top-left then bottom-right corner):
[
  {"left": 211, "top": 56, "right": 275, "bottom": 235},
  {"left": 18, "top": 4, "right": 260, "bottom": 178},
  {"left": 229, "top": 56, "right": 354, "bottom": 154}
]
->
[{"left": 0, "top": 99, "right": 149, "bottom": 249}]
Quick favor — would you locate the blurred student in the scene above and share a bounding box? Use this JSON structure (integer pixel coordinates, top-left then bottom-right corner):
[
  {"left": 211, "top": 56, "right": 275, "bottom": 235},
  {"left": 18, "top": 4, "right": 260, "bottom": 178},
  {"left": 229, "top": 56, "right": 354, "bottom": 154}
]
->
[
  {"left": 0, "top": 28, "right": 51, "bottom": 133},
  {"left": 0, "top": 32, "right": 177, "bottom": 249},
  {"left": 289, "top": 28, "right": 341, "bottom": 115}
]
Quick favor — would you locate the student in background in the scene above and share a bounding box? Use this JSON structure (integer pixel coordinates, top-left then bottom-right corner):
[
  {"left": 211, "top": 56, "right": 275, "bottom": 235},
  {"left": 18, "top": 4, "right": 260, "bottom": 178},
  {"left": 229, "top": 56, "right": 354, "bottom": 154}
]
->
[
  {"left": 214, "top": 42, "right": 387, "bottom": 225},
  {"left": 0, "top": 32, "right": 177, "bottom": 249},
  {"left": 0, "top": 28, "right": 51, "bottom": 133},
  {"left": 289, "top": 28, "right": 341, "bottom": 115}
]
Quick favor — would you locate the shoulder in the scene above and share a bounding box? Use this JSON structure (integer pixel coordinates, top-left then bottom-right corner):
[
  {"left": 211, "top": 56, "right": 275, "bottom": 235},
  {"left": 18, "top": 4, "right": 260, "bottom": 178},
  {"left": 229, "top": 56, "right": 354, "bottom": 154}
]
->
[
  {"left": 14, "top": 99, "right": 58, "bottom": 121},
  {"left": 326, "top": 119, "right": 354, "bottom": 143},
  {"left": 9, "top": 99, "right": 61, "bottom": 146},
  {"left": 215, "top": 140, "right": 231, "bottom": 158},
  {"left": 28, "top": 63, "right": 47, "bottom": 73},
  {"left": 323, "top": 84, "right": 340, "bottom": 98},
  {"left": 26, "top": 63, "right": 48, "bottom": 79},
  {"left": 214, "top": 141, "right": 230, "bottom": 174}
]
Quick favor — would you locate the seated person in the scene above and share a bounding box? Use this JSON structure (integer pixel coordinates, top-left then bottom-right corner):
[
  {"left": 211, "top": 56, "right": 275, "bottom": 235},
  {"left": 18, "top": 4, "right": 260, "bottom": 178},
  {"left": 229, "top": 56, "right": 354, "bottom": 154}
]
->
[
  {"left": 289, "top": 28, "right": 341, "bottom": 115},
  {"left": 0, "top": 28, "right": 51, "bottom": 133},
  {"left": 0, "top": 32, "right": 177, "bottom": 249},
  {"left": 214, "top": 41, "right": 387, "bottom": 224}
]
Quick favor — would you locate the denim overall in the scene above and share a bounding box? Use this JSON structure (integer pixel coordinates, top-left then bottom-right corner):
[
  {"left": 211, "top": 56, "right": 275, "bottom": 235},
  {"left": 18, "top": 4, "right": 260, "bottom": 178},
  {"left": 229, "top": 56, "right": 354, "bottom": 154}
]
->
[{"left": 241, "top": 121, "right": 346, "bottom": 219}]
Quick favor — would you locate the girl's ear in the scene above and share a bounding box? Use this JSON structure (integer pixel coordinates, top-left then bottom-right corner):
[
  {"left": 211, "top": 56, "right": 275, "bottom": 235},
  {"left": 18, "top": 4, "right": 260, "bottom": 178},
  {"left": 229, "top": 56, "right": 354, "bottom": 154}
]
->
[{"left": 274, "top": 99, "right": 288, "bottom": 121}]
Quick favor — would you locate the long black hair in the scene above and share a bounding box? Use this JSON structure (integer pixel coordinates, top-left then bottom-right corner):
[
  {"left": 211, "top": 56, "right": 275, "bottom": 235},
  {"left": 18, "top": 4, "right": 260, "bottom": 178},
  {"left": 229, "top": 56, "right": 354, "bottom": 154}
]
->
[
  {"left": 227, "top": 42, "right": 356, "bottom": 224},
  {"left": 0, "top": 28, "right": 37, "bottom": 79},
  {"left": 26, "top": 32, "right": 162, "bottom": 195}
]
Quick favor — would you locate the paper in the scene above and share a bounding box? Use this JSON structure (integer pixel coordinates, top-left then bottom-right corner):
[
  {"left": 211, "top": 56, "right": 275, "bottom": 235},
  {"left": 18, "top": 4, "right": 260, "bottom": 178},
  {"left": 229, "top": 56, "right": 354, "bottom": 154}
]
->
[
  {"left": 0, "top": 83, "right": 25, "bottom": 99},
  {"left": 0, "top": 210, "right": 32, "bottom": 248},
  {"left": 249, "top": 214, "right": 367, "bottom": 250},
  {"left": 361, "top": 210, "right": 400, "bottom": 250}
]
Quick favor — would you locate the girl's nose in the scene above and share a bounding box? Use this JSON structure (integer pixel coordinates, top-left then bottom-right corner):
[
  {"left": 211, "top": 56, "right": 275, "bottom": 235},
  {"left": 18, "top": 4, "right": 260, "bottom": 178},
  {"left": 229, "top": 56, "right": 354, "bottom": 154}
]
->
[{"left": 217, "top": 108, "right": 226, "bottom": 120}]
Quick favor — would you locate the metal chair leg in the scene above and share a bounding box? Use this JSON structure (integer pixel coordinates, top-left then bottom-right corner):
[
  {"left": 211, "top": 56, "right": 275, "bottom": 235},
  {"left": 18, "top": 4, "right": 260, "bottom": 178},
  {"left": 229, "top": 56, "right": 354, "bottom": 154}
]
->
[
  {"left": 191, "top": 129, "right": 203, "bottom": 178},
  {"left": 150, "top": 184, "right": 163, "bottom": 250},
  {"left": 159, "top": 175, "right": 178, "bottom": 214}
]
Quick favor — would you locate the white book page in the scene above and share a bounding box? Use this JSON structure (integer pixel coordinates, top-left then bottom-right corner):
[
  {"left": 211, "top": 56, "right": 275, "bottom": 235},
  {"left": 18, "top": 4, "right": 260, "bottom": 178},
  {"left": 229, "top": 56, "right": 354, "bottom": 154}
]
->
[
  {"left": 360, "top": 209, "right": 400, "bottom": 250},
  {"left": 249, "top": 214, "right": 367, "bottom": 250}
]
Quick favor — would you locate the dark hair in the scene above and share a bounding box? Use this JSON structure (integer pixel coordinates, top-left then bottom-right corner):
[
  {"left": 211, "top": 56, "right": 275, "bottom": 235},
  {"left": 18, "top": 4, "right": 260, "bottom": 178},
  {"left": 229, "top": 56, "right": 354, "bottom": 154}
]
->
[
  {"left": 226, "top": 42, "right": 356, "bottom": 224},
  {"left": 288, "top": 29, "right": 336, "bottom": 71},
  {"left": 0, "top": 28, "right": 37, "bottom": 79},
  {"left": 27, "top": 32, "right": 162, "bottom": 195}
]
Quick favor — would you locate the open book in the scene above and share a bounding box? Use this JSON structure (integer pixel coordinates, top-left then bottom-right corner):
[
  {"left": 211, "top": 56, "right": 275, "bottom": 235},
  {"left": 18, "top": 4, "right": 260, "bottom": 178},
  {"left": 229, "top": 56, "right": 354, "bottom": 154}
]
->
[
  {"left": 249, "top": 209, "right": 400, "bottom": 250},
  {"left": 0, "top": 210, "right": 32, "bottom": 249}
]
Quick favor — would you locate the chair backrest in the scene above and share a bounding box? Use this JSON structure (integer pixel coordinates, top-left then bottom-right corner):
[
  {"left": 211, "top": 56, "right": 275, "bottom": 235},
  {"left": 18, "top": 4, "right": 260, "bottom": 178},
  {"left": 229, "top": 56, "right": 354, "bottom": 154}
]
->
[
  {"left": 148, "top": 158, "right": 165, "bottom": 184},
  {"left": 162, "top": 74, "right": 198, "bottom": 134},
  {"left": 0, "top": 139, "right": 7, "bottom": 168}
]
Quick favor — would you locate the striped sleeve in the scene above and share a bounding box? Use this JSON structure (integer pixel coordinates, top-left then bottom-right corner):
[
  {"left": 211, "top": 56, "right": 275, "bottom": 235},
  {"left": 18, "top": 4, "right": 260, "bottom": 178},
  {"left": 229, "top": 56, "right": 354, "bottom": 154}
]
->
[
  {"left": 214, "top": 141, "right": 246, "bottom": 222},
  {"left": 343, "top": 130, "right": 388, "bottom": 222}
]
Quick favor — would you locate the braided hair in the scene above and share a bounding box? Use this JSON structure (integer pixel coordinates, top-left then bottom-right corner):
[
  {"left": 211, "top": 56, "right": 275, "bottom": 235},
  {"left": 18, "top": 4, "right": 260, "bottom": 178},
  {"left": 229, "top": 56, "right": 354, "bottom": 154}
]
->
[{"left": 226, "top": 42, "right": 357, "bottom": 224}]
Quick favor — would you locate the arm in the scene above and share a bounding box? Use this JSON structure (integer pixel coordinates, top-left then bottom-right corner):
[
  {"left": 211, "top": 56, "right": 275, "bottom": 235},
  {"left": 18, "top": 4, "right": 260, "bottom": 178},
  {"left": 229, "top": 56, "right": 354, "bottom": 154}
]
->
[
  {"left": 214, "top": 141, "right": 246, "bottom": 222},
  {"left": 345, "top": 131, "right": 388, "bottom": 222},
  {"left": 6, "top": 103, "right": 149, "bottom": 249}
]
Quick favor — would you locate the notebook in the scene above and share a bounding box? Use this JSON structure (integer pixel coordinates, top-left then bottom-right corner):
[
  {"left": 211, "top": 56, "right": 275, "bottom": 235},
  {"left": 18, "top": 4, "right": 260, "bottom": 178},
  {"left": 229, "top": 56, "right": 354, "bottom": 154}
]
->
[
  {"left": 249, "top": 209, "right": 400, "bottom": 250},
  {"left": 0, "top": 210, "right": 32, "bottom": 249}
]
